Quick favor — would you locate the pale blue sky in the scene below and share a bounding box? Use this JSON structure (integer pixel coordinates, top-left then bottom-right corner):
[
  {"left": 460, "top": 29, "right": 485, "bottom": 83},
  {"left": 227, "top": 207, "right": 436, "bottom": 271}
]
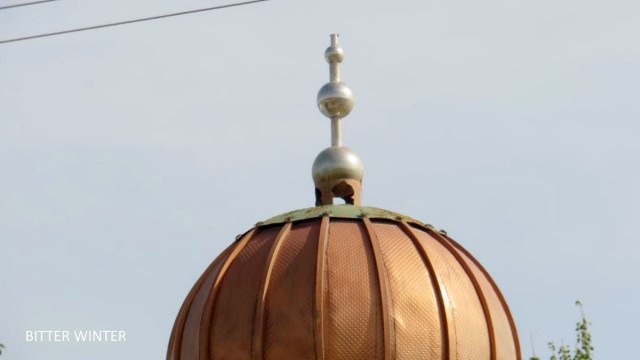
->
[{"left": 1, "top": 0, "right": 638, "bottom": 358}]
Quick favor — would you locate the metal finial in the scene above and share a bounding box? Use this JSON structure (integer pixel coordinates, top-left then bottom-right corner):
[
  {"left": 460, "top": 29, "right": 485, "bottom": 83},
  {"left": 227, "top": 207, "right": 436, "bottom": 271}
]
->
[
  {"left": 326, "top": 34, "right": 344, "bottom": 82},
  {"left": 317, "top": 33, "right": 355, "bottom": 146},
  {"left": 312, "top": 34, "right": 363, "bottom": 206}
]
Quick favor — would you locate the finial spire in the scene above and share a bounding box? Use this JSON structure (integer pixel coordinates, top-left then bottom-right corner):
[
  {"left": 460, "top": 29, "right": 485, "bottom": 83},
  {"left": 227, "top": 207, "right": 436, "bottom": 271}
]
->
[
  {"left": 328, "top": 34, "right": 343, "bottom": 82},
  {"left": 312, "top": 34, "right": 363, "bottom": 206},
  {"left": 317, "top": 33, "right": 354, "bottom": 147}
]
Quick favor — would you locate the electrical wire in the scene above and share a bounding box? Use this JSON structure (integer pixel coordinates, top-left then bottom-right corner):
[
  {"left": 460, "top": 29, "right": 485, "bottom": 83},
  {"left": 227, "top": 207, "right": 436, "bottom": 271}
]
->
[
  {"left": 0, "top": 0, "right": 59, "bottom": 11},
  {"left": 0, "top": 0, "right": 268, "bottom": 45}
]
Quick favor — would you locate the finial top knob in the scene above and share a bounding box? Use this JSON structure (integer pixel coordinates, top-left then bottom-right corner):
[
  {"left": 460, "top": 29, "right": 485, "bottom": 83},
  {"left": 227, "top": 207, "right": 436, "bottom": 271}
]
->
[{"left": 325, "top": 34, "right": 345, "bottom": 64}]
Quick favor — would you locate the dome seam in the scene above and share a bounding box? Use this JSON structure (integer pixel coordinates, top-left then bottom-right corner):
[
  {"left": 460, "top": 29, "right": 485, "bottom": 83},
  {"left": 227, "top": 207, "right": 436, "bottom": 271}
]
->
[
  {"left": 399, "top": 221, "right": 451, "bottom": 360},
  {"left": 362, "top": 217, "right": 395, "bottom": 360},
  {"left": 427, "top": 228, "right": 498, "bottom": 360},
  {"left": 313, "top": 216, "right": 330, "bottom": 360},
  {"left": 198, "top": 227, "right": 258, "bottom": 360},
  {"left": 167, "top": 246, "right": 233, "bottom": 360},
  {"left": 251, "top": 223, "right": 292, "bottom": 359},
  {"left": 446, "top": 237, "right": 522, "bottom": 360}
]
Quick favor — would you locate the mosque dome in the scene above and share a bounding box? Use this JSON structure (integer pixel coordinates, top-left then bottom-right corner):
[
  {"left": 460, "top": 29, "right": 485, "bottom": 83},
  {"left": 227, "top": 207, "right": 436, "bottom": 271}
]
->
[{"left": 167, "top": 34, "right": 521, "bottom": 360}]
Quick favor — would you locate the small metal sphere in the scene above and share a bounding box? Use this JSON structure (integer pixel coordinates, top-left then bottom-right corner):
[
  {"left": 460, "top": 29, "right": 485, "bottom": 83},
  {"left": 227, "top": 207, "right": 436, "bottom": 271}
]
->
[
  {"left": 325, "top": 45, "right": 344, "bottom": 63},
  {"left": 317, "top": 82, "right": 354, "bottom": 119},
  {"left": 312, "top": 146, "right": 363, "bottom": 184}
]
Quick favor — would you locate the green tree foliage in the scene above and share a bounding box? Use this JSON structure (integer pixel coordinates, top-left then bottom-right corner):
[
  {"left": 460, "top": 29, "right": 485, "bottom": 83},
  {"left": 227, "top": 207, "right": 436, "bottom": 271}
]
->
[{"left": 531, "top": 301, "right": 593, "bottom": 360}]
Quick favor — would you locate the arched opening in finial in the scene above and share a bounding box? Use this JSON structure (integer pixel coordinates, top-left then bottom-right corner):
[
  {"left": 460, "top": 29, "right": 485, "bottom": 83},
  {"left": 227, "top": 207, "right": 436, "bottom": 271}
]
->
[
  {"left": 314, "top": 179, "right": 361, "bottom": 206},
  {"left": 332, "top": 181, "right": 356, "bottom": 205}
]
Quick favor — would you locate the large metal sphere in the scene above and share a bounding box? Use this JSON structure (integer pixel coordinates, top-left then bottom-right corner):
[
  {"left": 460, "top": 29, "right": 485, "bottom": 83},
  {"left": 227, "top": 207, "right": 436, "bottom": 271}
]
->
[
  {"left": 312, "top": 146, "right": 363, "bottom": 185},
  {"left": 317, "top": 82, "right": 354, "bottom": 119}
]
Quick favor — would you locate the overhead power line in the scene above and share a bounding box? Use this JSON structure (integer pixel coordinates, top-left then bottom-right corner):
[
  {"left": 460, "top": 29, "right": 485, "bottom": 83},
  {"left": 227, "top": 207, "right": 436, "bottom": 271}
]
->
[
  {"left": 0, "top": 0, "right": 268, "bottom": 45},
  {"left": 0, "top": 0, "right": 59, "bottom": 11}
]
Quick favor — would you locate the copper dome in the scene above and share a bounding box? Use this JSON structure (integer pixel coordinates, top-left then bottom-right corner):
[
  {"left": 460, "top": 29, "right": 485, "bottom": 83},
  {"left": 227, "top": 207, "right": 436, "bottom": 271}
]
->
[
  {"left": 167, "top": 206, "right": 520, "bottom": 360},
  {"left": 167, "top": 34, "right": 521, "bottom": 360}
]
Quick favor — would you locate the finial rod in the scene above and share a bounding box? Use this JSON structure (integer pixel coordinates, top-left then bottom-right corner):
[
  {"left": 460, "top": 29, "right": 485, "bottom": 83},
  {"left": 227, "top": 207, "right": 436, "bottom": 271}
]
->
[
  {"left": 331, "top": 117, "right": 342, "bottom": 146},
  {"left": 314, "top": 34, "right": 363, "bottom": 206},
  {"left": 327, "top": 34, "right": 343, "bottom": 146},
  {"left": 318, "top": 33, "right": 352, "bottom": 147},
  {"left": 329, "top": 34, "right": 341, "bottom": 82}
]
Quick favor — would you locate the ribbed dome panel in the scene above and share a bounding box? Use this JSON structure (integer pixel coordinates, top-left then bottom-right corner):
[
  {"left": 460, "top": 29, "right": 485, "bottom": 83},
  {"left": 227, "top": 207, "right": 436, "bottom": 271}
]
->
[
  {"left": 168, "top": 208, "right": 520, "bottom": 360},
  {"left": 325, "top": 220, "right": 382, "bottom": 359},
  {"left": 373, "top": 222, "right": 443, "bottom": 359},
  {"left": 264, "top": 221, "right": 318, "bottom": 359}
]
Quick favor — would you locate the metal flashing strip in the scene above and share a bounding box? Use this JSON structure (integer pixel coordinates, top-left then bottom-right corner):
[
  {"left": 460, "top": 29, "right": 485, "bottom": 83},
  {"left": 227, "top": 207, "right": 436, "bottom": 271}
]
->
[
  {"left": 446, "top": 236, "right": 522, "bottom": 360},
  {"left": 260, "top": 205, "right": 429, "bottom": 227},
  {"left": 314, "top": 216, "right": 330, "bottom": 359},
  {"left": 399, "top": 221, "right": 451, "bottom": 360},
  {"left": 362, "top": 217, "right": 395, "bottom": 360},
  {"left": 168, "top": 246, "right": 233, "bottom": 360},
  {"left": 199, "top": 228, "right": 258, "bottom": 360},
  {"left": 427, "top": 228, "right": 497, "bottom": 360},
  {"left": 252, "top": 223, "right": 292, "bottom": 359}
]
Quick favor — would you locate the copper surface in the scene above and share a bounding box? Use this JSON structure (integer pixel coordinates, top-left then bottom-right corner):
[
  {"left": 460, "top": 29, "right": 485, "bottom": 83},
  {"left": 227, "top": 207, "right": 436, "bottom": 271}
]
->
[
  {"left": 453, "top": 243, "right": 515, "bottom": 360},
  {"left": 363, "top": 218, "right": 394, "bottom": 360},
  {"left": 181, "top": 246, "right": 233, "bottom": 359},
  {"left": 427, "top": 229, "right": 497, "bottom": 360},
  {"left": 447, "top": 237, "right": 522, "bottom": 360},
  {"left": 253, "top": 223, "right": 292, "bottom": 359},
  {"left": 264, "top": 221, "right": 319, "bottom": 359},
  {"left": 198, "top": 228, "right": 258, "bottom": 360},
  {"left": 314, "top": 216, "right": 330, "bottom": 359},
  {"left": 412, "top": 227, "right": 491, "bottom": 360},
  {"left": 210, "top": 227, "right": 279, "bottom": 359},
  {"left": 168, "top": 245, "right": 233, "bottom": 360},
  {"left": 168, "top": 210, "right": 520, "bottom": 360},
  {"left": 379, "top": 221, "right": 443, "bottom": 360},
  {"left": 400, "top": 221, "right": 449, "bottom": 360},
  {"left": 325, "top": 220, "right": 382, "bottom": 359}
]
